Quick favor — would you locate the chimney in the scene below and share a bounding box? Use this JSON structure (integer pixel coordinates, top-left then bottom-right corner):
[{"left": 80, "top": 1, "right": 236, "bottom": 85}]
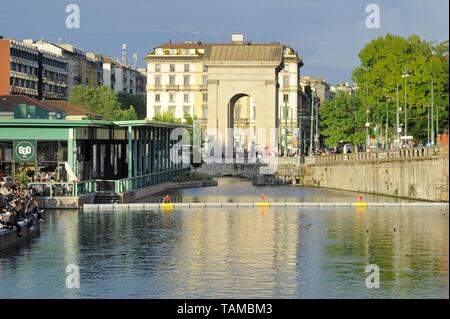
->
[{"left": 232, "top": 33, "right": 244, "bottom": 44}]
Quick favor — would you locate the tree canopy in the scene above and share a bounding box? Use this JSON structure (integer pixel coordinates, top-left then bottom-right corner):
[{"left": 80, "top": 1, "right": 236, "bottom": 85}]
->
[
  {"left": 68, "top": 85, "right": 138, "bottom": 121},
  {"left": 118, "top": 92, "right": 146, "bottom": 119},
  {"left": 320, "top": 92, "right": 365, "bottom": 147},
  {"left": 352, "top": 34, "right": 448, "bottom": 140},
  {"left": 320, "top": 34, "right": 448, "bottom": 147}
]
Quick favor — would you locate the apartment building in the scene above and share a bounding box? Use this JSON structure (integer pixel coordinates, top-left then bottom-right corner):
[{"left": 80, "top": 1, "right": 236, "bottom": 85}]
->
[
  {"left": 38, "top": 49, "right": 68, "bottom": 100},
  {"left": 0, "top": 37, "right": 68, "bottom": 100},
  {"left": 29, "top": 40, "right": 102, "bottom": 95},
  {"left": 300, "top": 76, "right": 331, "bottom": 102},
  {"left": 145, "top": 34, "right": 303, "bottom": 153},
  {"left": 0, "top": 38, "right": 39, "bottom": 98},
  {"left": 330, "top": 82, "right": 356, "bottom": 96},
  {"left": 102, "top": 57, "right": 146, "bottom": 96}
]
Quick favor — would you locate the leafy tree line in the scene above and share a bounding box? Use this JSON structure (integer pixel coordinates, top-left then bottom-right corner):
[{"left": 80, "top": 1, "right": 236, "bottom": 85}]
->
[
  {"left": 68, "top": 85, "right": 141, "bottom": 121},
  {"left": 320, "top": 34, "right": 448, "bottom": 148}
]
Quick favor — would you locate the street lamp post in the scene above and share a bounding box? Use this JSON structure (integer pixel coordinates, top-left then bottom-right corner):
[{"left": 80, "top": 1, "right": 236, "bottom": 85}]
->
[
  {"left": 401, "top": 70, "right": 410, "bottom": 137},
  {"left": 385, "top": 100, "right": 389, "bottom": 150},
  {"left": 365, "top": 82, "right": 369, "bottom": 150},
  {"left": 315, "top": 95, "right": 320, "bottom": 154},
  {"left": 427, "top": 105, "right": 430, "bottom": 145},
  {"left": 396, "top": 84, "right": 400, "bottom": 148},
  {"left": 309, "top": 90, "right": 315, "bottom": 156},
  {"left": 431, "top": 77, "right": 435, "bottom": 146},
  {"left": 283, "top": 101, "right": 288, "bottom": 156}
]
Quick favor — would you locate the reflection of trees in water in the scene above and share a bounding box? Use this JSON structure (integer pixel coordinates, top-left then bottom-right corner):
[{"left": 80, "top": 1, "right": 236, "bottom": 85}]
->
[
  {"left": 323, "top": 208, "right": 449, "bottom": 296},
  {"left": 77, "top": 211, "right": 183, "bottom": 277}
]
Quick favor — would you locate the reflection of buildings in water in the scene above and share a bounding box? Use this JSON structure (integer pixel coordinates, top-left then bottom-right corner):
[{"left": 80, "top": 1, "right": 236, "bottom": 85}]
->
[
  {"left": 163, "top": 209, "right": 300, "bottom": 297},
  {"left": 61, "top": 211, "right": 80, "bottom": 298}
]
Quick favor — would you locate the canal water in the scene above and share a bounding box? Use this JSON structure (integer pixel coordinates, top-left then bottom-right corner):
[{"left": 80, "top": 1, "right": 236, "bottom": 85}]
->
[{"left": 0, "top": 178, "right": 448, "bottom": 298}]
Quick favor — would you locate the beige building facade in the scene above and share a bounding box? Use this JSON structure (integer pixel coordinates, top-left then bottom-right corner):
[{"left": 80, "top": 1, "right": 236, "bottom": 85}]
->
[{"left": 145, "top": 34, "right": 303, "bottom": 154}]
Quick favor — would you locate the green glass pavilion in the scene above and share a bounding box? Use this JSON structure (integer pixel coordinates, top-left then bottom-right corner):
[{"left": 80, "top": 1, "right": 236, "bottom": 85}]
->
[{"left": 0, "top": 119, "right": 189, "bottom": 197}]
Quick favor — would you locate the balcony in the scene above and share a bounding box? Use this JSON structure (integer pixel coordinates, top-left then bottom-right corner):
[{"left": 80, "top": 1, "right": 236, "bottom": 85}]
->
[
  {"left": 280, "top": 85, "right": 298, "bottom": 91},
  {"left": 165, "top": 85, "right": 179, "bottom": 91}
]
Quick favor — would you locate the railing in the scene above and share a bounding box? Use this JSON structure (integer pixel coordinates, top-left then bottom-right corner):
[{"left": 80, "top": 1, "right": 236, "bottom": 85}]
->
[
  {"left": 28, "top": 180, "right": 96, "bottom": 197},
  {"left": 28, "top": 168, "right": 188, "bottom": 197},
  {"left": 304, "top": 147, "right": 440, "bottom": 164},
  {"left": 114, "top": 168, "right": 187, "bottom": 193},
  {"left": 263, "top": 157, "right": 302, "bottom": 166}
]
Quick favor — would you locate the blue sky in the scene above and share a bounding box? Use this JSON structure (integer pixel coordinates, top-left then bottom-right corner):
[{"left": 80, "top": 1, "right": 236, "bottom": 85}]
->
[{"left": 1, "top": 0, "right": 448, "bottom": 83}]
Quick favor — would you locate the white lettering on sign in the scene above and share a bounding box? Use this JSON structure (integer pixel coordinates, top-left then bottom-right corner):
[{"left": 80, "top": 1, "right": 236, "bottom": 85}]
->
[{"left": 18, "top": 146, "right": 32, "bottom": 156}]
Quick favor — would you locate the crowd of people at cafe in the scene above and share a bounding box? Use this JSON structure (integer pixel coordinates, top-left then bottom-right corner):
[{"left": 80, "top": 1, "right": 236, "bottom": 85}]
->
[{"left": 0, "top": 176, "right": 44, "bottom": 237}]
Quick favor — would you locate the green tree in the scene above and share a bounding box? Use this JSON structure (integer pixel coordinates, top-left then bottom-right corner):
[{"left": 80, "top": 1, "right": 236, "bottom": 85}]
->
[
  {"left": 15, "top": 169, "right": 30, "bottom": 188},
  {"left": 68, "top": 85, "right": 138, "bottom": 121},
  {"left": 352, "top": 34, "right": 448, "bottom": 141},
  {"left": 184, "top": 115, "right": 205, "bottom": 170},
  {"left": 118, "top": 92, "right": 146, "bottom": 119},
  {"left": 320, "top": 92, "right": 365, "bottom": 147},
  {"left": 153, "top": 111, "right": 178, "bottom": 123}
]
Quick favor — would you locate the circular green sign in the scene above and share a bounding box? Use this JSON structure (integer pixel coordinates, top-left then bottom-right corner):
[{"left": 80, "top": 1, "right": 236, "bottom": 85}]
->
[{"left": 14, "top": 140, "right": 36, "bottom": 161}]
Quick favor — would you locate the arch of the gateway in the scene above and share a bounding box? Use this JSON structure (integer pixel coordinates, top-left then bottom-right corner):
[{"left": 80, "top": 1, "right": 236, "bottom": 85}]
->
[{"left": 205, "top": 44, "right": 284, "bottom": 157}]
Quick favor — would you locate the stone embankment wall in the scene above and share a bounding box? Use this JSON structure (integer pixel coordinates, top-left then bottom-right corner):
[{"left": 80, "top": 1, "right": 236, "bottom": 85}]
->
[{"left": 303, "top": 149, "right": 449, "bottom": 202}]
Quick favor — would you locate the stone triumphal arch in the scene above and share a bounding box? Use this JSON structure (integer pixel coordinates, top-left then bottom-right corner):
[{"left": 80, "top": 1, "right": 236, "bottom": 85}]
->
[{"left": 205, "top": 44, "right": 284, "bottom": 156}]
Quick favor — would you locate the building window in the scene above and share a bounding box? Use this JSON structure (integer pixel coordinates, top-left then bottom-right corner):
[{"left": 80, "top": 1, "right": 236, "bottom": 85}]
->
[
  {"left": 0, "top": 142, "right": 13, "bottom": 161},
  {"left": 283, "top": 76, "right": 289, "bottom": 87},
  {"left": 202, "top": 106, "right": 208, "bottom": 119},
  {"left": 183, "top": 93, "right": 189, "bottom": 103},
  {"left": 169, "top": 105, "right": 176, "bottom": 114},
  {"left": 202, "top": 76, "right": 208, "bottom": 86},
  {"left": 169, "top": 75, "right": 175, "bottom": 86},
  {"left": 155, "top": 94, "right": 160, "bottom": 102},
  {"left": 155, "top": 64, "right": 161, "bottom": 72},
  {"left": 170, "top": 64, "right": 175, "bottom": 72},
  {"left": 283, "top": 94, "right": 289, "bottom": 103},
  {"left": 154, "top": 76, "right": 161, "bottom": 86},
  {"left": 203, "top": 65, "right": 208, "bottom": 72},
  {"left": 202, "top": 93, "right": 208, "bottom": 102},
  {"left": 284, "top": 64, "right": 289, "bottom": 72},
  {"left": 184, "top": 64, "right": 190, "bottom": 72},
  {"left": 169, "top": 93, "right": 175, "bottom": 103},
  {"left": 183, "top": 75, "right": 190, "bottom": 86},
  {"left": 37, "top": 142, "right": 68, "bottom": 162}
]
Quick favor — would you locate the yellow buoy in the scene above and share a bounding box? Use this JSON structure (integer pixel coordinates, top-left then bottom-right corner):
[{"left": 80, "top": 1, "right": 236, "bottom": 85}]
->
[
  {"left": 256, "top": 201, "right": 270, "bottom": 208},
  {"left": 161, "top": 203, "right": 175, "bottom": 212},
  {"left": 353, "top": 201, "right": 368, "bottom": 207}
]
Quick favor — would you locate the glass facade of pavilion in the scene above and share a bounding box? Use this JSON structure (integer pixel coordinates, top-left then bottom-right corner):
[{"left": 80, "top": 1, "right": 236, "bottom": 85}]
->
[{"left": 0, "top": 119, "right": 189, "bottom": 195}]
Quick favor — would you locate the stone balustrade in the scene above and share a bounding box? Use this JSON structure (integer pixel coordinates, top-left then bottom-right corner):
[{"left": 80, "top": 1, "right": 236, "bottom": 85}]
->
[{"left": 303, "top": 147, "right": 443, "bottom": 164}]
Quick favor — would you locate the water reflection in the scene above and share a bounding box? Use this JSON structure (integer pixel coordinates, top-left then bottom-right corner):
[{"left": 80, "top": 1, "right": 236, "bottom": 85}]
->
[
  {"left": 0, "top": 178, "right": 447, "bottom": 298},
  {"left": 139, "top": 177, "right": 412, "bottom": 203},
  {"left": 0, "top": 207, "right": 447, "bottom": 298}
]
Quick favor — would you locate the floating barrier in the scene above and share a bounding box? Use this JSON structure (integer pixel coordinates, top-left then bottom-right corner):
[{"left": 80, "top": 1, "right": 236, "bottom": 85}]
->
[
  {"left": 256, "top": 201, "right": 270, "bottom": 208},
  {"left": 352, "top": 202, "right": 369, "bottom": 207},
  {"left": 83, "top": 202, "right": 449, "bottom": 211},
  {"left": 161, "top": 202, "right": 175, "bottom": 209}
]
